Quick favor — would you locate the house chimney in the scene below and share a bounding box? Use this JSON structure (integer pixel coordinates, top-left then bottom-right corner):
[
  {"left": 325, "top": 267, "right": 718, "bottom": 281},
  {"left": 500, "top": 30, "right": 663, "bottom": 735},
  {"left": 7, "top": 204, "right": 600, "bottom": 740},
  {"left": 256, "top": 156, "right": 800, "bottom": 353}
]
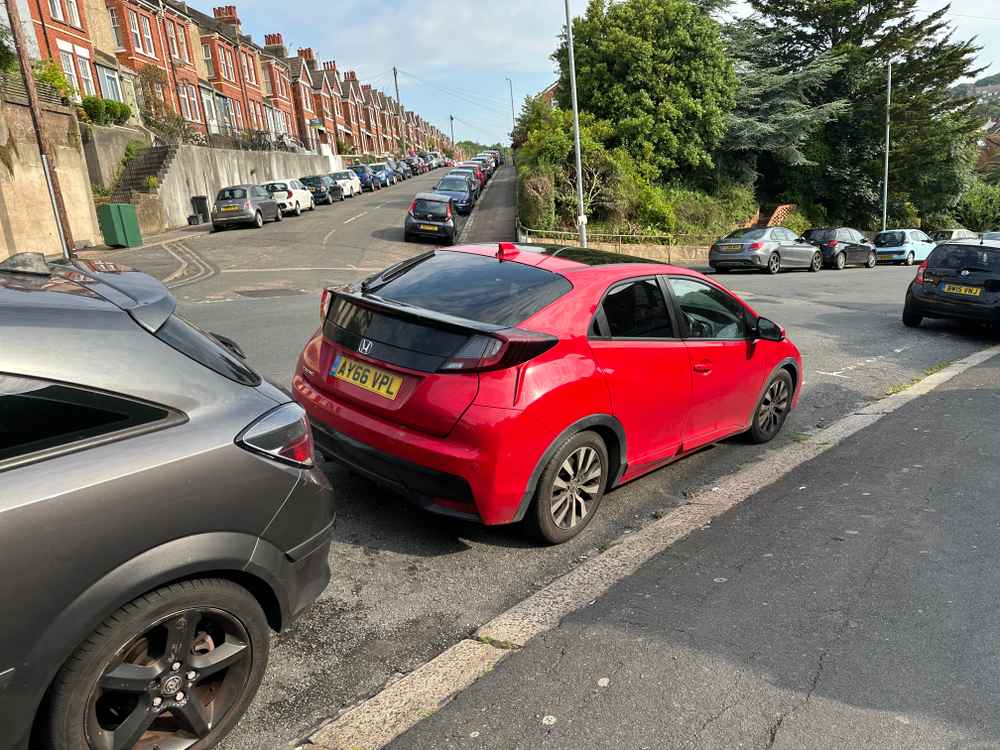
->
[
  {"left": 263, "top": 32, "right": 286, "bottom": 57},
  {"left": 212, "top": 5, "right": 240, "bottom": 32},
  {"left": 323, "top": 60, "right": 337, "bottom": 72},
  {"left": 298, "top": 47, "right": 314, "bottom": 61},
  {"left": 345, "top": 70, "right": 357, "bottom": 82}
]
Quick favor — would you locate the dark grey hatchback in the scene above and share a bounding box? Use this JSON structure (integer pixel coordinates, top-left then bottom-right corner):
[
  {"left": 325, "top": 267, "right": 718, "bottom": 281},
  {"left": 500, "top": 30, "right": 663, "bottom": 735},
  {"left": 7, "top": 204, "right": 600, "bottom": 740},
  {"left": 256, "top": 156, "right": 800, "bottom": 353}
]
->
[
  {"left": 404, "top": 192, "right": 457, "bottom": 244},
  {"left": 0, "top": 254, "right": 335, "bottom": 750},
  {"left": 903, "top": 239, "right": 1000, "bottom": 328}
]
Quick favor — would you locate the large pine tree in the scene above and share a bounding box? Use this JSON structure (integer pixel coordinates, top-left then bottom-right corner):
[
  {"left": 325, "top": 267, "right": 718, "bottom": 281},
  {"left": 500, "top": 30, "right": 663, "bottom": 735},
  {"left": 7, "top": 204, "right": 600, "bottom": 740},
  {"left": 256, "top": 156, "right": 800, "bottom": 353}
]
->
[{"left": 748, "top": 0, "right": 983, "bottom": 225}]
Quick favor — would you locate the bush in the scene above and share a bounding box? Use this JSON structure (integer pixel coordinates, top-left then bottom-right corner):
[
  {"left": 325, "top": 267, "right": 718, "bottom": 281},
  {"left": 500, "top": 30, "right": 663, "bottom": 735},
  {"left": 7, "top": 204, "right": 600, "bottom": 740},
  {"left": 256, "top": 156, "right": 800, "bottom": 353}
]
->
[
  {"left": 144, "top": 175, "right": 159, "bottom": 191},
  {"left": 519, "top": 170, "right": 556, "bottom": 231},
  {"left": 32, "top": 59, "right": 74, "bottom": 99},
  {"left": 953, "top": 179, "right": 1000, "bottom": 232},
  {"left": 81, "top": 96, "right": 107, "bottom": 125},
  {"left": 107, "top": 100, "right": 132, "bottom": 125},
  {"left": 782, "top": 209, "right": 812, "bottom": 236}
]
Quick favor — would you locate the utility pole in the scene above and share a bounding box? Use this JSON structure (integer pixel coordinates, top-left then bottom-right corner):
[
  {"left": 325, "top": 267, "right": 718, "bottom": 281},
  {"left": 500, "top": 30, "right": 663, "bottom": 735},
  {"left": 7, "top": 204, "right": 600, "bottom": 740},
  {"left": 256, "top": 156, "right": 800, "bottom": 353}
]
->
[
  {"left": 882, "top": 60, "right": 892, "bottom": 232},
  {"left": 392, "top": 66, "right": 406, "bottom": 155},
  {"left": 6, "top": 0, "right": 74, "bottom": 257},
  {"left": 506, "top": 76, "right": 516, "bottom": 132},
  {"left": 450, "top": 115, "right": 455, "bottom": 145},
  {"left": 564, "top": 0, "right": 587, "bottom": 247}
]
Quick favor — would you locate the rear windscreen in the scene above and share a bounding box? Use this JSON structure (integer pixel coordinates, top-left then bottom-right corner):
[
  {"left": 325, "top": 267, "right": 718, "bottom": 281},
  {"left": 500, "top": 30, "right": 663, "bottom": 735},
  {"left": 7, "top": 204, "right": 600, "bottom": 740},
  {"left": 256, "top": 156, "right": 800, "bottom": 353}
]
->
[
  {"left": 436, "top": 179, "right": 469, "bottom": 191},
  {"left": 372, "top": 251, "right": 573, "bottom": 326},
  {"left": 927, "top": 244, "right": 1000, "bottom": 272},
  {"left": 803, "top": 229, "right": 835, "bottom": 242},
  {"left": 301, "top": 177, "right": 324, "bottom": 186},
  {"left": 875, "top": 231, "right": 905, "bottom": 247},
  {"left": 265, "top": 183, "right": 288, "bottom": 192},
  {"left": 217, "top": 188, "right": 246, "bottom": 200},
  {"left": 723, "top": 228, "right": 766, "bottom": 241},
  {"left": 931, "top": 230, "right": 954, "bottom": 242},
  {"left": 414, "top": 199, "right": 449, "bottom": 217}
]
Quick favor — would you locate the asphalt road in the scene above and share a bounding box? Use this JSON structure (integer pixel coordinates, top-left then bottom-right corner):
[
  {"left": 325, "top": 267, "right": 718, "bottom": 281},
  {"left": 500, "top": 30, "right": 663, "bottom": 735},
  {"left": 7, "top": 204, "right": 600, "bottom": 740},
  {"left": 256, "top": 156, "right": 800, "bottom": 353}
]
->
[
  {"left": 390, "top": 358, "right": 1000, "bottom": 750},
  {"left": 97, "top": 168, "right": 999, "bottom": 750}
]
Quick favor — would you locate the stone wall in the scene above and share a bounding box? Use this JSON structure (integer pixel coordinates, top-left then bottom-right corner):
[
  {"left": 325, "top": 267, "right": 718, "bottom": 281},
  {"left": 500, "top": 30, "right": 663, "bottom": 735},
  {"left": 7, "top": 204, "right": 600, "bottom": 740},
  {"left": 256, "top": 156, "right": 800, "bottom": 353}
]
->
[
  {"left": 81, "top": 123, "right": 151, "bottom": 190},
  {"left": 155, "top": 144, "right": 335, "bottom": 230},
  {"left": 522, "top": 235, "right": 713, "bottom": 264},
  {"left": 0, "top": 97, "right": 101, "bottom": 259}
]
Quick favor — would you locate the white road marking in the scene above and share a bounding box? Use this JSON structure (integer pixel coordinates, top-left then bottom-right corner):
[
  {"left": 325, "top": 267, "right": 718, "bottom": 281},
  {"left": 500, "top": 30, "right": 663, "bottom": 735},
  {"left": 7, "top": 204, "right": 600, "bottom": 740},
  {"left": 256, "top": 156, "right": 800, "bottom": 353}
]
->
[
  {"left": 344, "top": 211, "right": 368, "bottom": 224},
  {"left": 304, "top": 342, "right": 1000, "bottom": 750},
  {"left": 322, "top": 228, "right": 337, "bottom": 247}
]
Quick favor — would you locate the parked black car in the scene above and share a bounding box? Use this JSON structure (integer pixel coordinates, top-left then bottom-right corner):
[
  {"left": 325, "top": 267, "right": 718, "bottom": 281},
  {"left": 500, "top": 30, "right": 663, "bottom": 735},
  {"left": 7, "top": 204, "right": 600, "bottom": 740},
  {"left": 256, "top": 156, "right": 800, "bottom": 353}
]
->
[
  {"left": 903, "top": 239, "right": 1000, "bottom": 328},
  {"left": 389, "top": 158, "right": 412, "bottom": 180},
  {"left": 0, "top": 253, "right": 335, "bottom": 750},
  {"left": 404, "top": 192, "right": 457, "bottom": 244},
  {"left": 432, "top": 175, "right": 475, "bottom": 215},
  {"left": 301, "top": 175, "right": 345, "bottom": 205},
  {"left": 802, "top": 227, "right": 877, "bottom": 270}
]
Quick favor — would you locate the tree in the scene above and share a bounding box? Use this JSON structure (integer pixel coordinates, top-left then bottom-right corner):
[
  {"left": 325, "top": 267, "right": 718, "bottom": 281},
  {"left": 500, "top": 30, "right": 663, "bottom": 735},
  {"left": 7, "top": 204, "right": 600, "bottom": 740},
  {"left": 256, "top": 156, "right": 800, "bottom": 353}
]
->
[
  {"left": 552, "top": 0, "right": 737, "bottom": 181},
  {"left": 749, "top": 0, "right": 984, "bottom": 225},
  {"left": 952, "top": 178, "right": 1000, "bottom": 232},
  {"left": 511, "top": 95, "right": 552, "bottom": 150},
  {"left": 0, "top": 24, "right": 16, "bottom": 74}
]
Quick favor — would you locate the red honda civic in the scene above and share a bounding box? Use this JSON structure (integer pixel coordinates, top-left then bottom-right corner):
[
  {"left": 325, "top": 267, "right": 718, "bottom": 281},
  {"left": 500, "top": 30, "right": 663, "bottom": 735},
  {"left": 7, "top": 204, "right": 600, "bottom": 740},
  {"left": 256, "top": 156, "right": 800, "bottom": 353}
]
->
[{"left": 293, "top": 243, "right": 802, "bottom": 543}]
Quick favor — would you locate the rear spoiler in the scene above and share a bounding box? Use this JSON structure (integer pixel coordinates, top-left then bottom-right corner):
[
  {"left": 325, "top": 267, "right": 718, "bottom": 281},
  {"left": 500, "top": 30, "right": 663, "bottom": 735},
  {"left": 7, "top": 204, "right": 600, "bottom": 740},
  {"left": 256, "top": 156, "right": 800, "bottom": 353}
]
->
[
  {"left": 51, "top": 258, "right": 177, "bottom": 333},
  {"left": 334, "top": 290, "right": 506, "bottom": 336}
]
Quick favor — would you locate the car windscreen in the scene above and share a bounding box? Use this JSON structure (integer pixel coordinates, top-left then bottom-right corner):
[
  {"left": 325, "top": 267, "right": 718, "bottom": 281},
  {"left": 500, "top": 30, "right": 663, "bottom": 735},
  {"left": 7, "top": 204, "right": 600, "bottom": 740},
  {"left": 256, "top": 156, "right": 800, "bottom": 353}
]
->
[
  {"left": 436, "top": 179, "right": 468, "bottom": 191},
  {"left": 372, "top": 251, "right": 573, "bottom": 327},
  {"left": 803, "top": 229, "right": 835, "bottom": 242},
  {"left": 875, "top": 231, "right": 905, "bottom": 247},
  {"left": 217, "top": 188, "right": 247, "bottom": 200},
  {"left": 351, "top": 166, "right": 367, "bottom": 174},
  {"left": 333, "top": 172, "right": 352, "bottom": 180},
  {"left": 414, "top": 198, "right": 449, "bottom": 217},
  {"left": 722, "top": 228, "right": 766, "bottom": 241},
  {"left": 372, "top": 163, "right": 387, "bottom": 170},
  {"left": 264, "top": 183, "right": 288, "bottom": 192},
  {"left": 927, "top": 244, "right": 1000, "bottom": 273},
  {"left": 301, "top": 176, "right": 325, "bottom": 186}
]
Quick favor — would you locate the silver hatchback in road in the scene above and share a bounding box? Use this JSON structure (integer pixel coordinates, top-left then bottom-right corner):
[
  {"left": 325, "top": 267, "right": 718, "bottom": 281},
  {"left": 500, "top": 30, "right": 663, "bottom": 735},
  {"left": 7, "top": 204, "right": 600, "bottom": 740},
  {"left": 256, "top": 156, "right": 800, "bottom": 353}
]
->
[
  {"left": 709, "top": 226, "right": 823, "bottom": 274},
  {"left": 0, "top": 253, "right": 334, "bottom": 750},
  {"left": 211, "top": 184, "right": 282, "bottom": 230}
]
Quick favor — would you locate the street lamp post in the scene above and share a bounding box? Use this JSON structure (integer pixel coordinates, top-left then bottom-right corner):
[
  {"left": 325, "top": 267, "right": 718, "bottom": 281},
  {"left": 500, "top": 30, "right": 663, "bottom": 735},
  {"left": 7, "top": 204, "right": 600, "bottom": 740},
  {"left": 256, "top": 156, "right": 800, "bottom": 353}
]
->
[
  {"left": 506, "top": 76, "right": 516, "bottom": 132},
  {"left": 564, "top": 0, "right": 587, "bottom": 248},
  {"left": 882, "top": 61, "right": 892, "bottom": 232}
]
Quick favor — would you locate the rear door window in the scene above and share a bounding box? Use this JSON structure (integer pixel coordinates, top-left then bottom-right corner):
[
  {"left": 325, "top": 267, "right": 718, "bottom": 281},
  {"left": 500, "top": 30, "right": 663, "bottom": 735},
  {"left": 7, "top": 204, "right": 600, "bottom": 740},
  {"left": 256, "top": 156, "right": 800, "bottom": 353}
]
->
[
  {"left": 369, "top": 251, "right": 572, "bottom": 327},
  {"left": 597, "top": 278, "right": 675, "bottom": 339},
  {"left": 0, "top": 376, "right": 172, "bottom": 467}
]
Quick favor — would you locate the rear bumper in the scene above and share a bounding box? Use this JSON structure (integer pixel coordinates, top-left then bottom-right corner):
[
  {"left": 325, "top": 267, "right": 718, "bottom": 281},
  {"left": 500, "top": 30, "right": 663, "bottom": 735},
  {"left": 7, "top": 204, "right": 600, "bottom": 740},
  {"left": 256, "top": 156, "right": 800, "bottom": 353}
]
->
[
  {"left": 876, "top": 250, "right": 908, "bottom": 262},
  {"left": 212, "top": 211, "right": 254, "bottom": 226},
  {"left": 293, "top": 373, "right": 536, "bottom": 525},
  {"left": 906, "top": 289, "right": 1000, "bottom": 322},
  {"left": 405, "top": 218, "right": 454, "bottom": 239},
  {"left": 709, "top": 250, "right": 767, "bottom": 268}
]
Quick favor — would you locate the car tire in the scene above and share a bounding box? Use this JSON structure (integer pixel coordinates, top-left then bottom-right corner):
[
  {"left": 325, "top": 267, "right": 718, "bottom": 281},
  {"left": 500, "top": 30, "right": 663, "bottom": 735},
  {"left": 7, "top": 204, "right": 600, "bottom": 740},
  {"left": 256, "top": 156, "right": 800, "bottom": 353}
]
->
[
  {"left": 835, "top": 252, "right": 846, "bottom": 270},
  {"left": 746, "top": 370, "right": 794, "bottom": 444},
  {"left": 809, "top": 252, "right": 822, "bottom": 272},
  {"left": 253, "top": 211, "right": 263, "bottom": 229},
  {"left": 42, "top": 578, "right": 270, "bottom": 750},
  {"left": 866, "top": 251, "right": 877, "bottom": 268},
  {"left": 293, "top": 202, "right": 302, "bottom": 217},
  {"left": 902, "top": 306, "right": 923, "bottom": 328},
  {"left": 274, "top": 208, "right": 283, "bottom": 223},
  {"left": 527, "top": 430, "right": 609, "bottom": 545},
  {"left": 211, "top": 224, "right": 224, "bottom": 232},
  {"left": 766, "top": 253, "right": 781, "bottom": 275},
  {"left": 905, "top": 252, "right": 915, "bottom": 266},
  {"left": 403, "top": 233, "right": 412, "bottom": 242},
  {"left": 309, "top": 199, "right": 316, "bottom": 212}
]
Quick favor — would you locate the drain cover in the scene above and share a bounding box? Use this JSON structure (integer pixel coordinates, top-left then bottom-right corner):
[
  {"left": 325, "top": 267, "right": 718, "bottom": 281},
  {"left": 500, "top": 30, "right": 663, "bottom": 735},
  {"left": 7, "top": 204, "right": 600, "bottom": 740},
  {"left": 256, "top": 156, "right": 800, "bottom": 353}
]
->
[{"left": 235, "top": 288, "right": 306, "bottom": 298}]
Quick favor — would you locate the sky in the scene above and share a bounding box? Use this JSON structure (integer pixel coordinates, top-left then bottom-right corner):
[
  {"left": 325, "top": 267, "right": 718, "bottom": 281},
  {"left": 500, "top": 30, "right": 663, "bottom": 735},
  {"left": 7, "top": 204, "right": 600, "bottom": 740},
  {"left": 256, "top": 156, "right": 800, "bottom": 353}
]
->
[{"left": 228, "top": 0, "right": 1000, "bottom": 146}]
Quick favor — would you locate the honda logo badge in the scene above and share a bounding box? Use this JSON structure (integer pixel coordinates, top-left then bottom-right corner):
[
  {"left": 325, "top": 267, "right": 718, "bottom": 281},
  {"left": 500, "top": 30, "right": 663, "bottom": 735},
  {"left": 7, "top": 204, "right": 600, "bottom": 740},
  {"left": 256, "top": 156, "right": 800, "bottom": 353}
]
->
[
  {"left": 961, "top": 270, "right": 970, "bottom": 277},
  {"left": 359, "top": 338, "right": 374, "bottom": 355}
]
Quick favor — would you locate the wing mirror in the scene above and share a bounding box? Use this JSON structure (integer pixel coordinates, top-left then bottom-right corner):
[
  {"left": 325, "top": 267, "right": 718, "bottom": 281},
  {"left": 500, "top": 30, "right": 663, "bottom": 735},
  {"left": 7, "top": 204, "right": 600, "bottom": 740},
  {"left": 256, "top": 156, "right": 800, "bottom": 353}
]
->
[{"left": 753, "top": 317, "right": 784, "bottom": 342}]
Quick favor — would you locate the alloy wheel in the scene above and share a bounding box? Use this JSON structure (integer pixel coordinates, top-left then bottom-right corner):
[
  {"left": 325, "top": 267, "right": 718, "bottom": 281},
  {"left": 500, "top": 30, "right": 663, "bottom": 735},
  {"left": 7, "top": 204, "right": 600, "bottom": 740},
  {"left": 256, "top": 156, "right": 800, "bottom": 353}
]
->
[
  {"left": 810, "top": 252, "right": 822, "bottom": 272},
  {"left": 757, "top": 377, "right": 790, "bottom": 437},
  {"left": 253, "top": 212, "right": 263, "bottom": 228},
  {"left": 835, "top": 252, "right": 846, "bottom": 270},
  {"left": 767, "top": 254, "right": 781, "bottom": 274},
  {"left": 550, "top": 446, "right": 603, "bottom": 530},
  {"left": 86, "top": 609, "right": 252, "bottom": 750},
  {"left": 905, "top": 252, "right": 915, "bottom": 266},
  {"left": 867, "top": 251, "right": 877, "bottom": 268}
]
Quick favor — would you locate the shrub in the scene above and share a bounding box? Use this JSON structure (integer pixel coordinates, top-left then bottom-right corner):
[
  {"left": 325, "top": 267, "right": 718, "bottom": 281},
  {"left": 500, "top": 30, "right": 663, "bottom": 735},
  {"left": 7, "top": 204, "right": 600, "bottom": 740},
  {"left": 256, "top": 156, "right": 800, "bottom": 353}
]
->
[
  {"left": 81, "top": 96, "right": 107, "bottom": 125},
  {"left": 32, "top": 59, "right": 74, "bottom": 99},
  {"left": 782, "top": 209, "right": 812, "bottom": 236},
  {"left": 144, "top": 175, "right": 159, "bottom": 191},
  {"left": 953, "top": 179, "right": 1000, "bottom": 232},
  {"left": 107, "top": 100, "right": 132, "bottom": 125},
  {"left": 519, "top": 170, "right": 556, "bottom": 231}
]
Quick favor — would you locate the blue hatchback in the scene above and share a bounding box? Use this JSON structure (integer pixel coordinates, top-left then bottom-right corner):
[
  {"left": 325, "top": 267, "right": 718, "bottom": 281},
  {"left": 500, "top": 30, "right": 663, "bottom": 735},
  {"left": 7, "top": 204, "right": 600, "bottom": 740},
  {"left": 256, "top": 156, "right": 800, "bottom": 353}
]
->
[
  {"left": 351, "top": 164, "right": 379, "bottom": 192},
  {"left": 875, "top": 229, "right": 936, "bottom": 265}
]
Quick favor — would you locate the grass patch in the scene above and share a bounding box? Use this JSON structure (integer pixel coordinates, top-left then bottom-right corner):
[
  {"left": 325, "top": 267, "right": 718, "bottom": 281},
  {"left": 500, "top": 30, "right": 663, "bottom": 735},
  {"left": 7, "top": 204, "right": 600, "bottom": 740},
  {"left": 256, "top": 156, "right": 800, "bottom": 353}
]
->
[
  {"left": 923, "top": 360, "right": 953, "bottom": 377},
  {"left": 790, "top": 432, "right": 811, "bottom": 443},
  {"left": 884, "top": 378, "right": 921, "bottom": 397}
]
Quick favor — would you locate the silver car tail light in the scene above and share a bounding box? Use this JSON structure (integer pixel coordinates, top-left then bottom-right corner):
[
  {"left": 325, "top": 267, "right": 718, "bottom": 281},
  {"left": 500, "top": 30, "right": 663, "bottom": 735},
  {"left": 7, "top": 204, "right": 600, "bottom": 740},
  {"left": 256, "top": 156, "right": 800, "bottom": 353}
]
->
[{"left": 237, "top": 403, "right": 315, "bottom": 467}]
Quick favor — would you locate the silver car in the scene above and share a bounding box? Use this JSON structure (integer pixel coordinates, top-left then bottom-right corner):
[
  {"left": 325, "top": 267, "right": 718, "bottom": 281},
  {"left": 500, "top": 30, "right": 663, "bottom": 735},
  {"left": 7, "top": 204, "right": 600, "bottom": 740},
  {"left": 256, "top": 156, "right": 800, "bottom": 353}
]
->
[
  {"left": 211, "top": 184, "right": 282, "bottom": 230},
  {"left": 0, "top": 253, "right": 334, "bottom": 750},
  {"left": 709, "top": 227, "right": 822, "bottom": 274}
]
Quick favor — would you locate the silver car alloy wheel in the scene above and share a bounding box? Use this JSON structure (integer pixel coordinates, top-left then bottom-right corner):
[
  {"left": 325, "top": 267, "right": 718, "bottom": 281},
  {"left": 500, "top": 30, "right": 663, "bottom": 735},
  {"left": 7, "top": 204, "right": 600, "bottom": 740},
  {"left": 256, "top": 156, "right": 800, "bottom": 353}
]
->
[
  {"left": 550, "top": 446, "right": 602, "bottom": 530},
  {"left": 768, "top": 254, "right": 780, "bottom": 274},
  {"left": 757, "top": 377, "right": 790, "bottom": 436}
]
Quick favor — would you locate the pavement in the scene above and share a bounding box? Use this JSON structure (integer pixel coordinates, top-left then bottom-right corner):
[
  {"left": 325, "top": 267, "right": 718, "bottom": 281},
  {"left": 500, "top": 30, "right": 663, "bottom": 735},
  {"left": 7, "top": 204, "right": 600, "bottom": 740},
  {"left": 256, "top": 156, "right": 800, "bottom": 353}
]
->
[
  {"left": 389, "top": 356, "right": 1000, "bottom": 750},
  {"left": 74, "top": 165, "right": 1000, "bottom": 750}
]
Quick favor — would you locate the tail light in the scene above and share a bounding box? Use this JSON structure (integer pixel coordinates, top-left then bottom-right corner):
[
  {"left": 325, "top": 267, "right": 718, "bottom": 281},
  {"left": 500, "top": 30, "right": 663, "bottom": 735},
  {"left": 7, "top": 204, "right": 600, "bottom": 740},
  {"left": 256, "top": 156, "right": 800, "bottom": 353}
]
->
[
  {"left": 749, "top": 241, "right": 764, "bottom": 250},
  {"left": 446, "top": 202, "right": 453, "bottom": 221},
  {"left": 408, "top": 200, "right": 417, "bottom": 216},
  {"left": 320, "top": 288, "right": 333, "bottom": 322},
  {"left": 438, "top": 329, "right": 558, "bottom": 373},
  {"left": 244, "top": 201, "right": 252, "bottom": 211},
  {"left": 824, "top": 240, "right": 839, "bottom": 249},
  {"left": 286, "top": 190, "right": 293, "bottom": 199},
  {"left": 237, "top": 403, "right": 315, "bottom": 468},
  {"left": 915, "top": 260, "right": 928, "bottom": 285}
]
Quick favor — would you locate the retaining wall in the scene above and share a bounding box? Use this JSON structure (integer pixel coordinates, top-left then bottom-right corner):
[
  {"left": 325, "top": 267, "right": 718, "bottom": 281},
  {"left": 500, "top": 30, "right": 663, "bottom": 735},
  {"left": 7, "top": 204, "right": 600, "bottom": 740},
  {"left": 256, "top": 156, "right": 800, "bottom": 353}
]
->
[{"left": 81, "top": 123, "right": 151, "bottom": 190}]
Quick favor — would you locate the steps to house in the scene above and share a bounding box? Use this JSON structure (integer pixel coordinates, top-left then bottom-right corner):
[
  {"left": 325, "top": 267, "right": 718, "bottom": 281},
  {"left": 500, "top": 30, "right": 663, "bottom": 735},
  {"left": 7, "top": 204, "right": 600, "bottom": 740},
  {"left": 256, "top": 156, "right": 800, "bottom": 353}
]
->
[{"left": 111, "top": 145, "right": 177, "bottom": 203}]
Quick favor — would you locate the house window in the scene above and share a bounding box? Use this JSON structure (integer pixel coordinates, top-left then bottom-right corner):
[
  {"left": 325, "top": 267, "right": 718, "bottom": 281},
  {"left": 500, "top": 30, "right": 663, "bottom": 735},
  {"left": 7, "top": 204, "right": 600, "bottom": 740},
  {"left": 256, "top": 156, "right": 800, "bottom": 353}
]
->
[
  {"left": 241, "top": 53, "right": 255, "bottom": 84},
  {"left": 139, "top": 15, "right": 155, "bottom": 56},
  {"left": 222, "top": 48, "right": 236, "bottom": 82},
  {"left": 187, "top": 86, "right": 201, "bottom": 121},
  {"left": 97, "top": 66, "right": 123, "bottom": 101},
  {"left": 201, "top": 88, "right": 218, "bottom": 131},
  {"left": 128, "top": 11, "right": 141, "bottom": 51},
  {"left": 165, "top": 22, "right": 178, "bottom": 58},
  {"left": 178, "top": 26, "right": 190, "bottom": 62},
  {"left": 232, "top": 99, "right": 243, "bottom": 129},
  {"left": 58, "top": 51, "right": 78, "bottom": 93},
  {"left": 108, "top": 8, "right": 124, "bottom": 49},
  {"left": 65, "top": 0, "right": 81, "bottom": 26},
  {"left": 202, "top": 44, "right": 214, "bottom": 77},
  {"left": 77, "top": 58, "right": 95, "bottom": 96},
  {"left": 48, "top": 0, "right": 64, "bottom": 22},
  {"left": 177, "top": 84, "right": 190, "bottom": 120}
]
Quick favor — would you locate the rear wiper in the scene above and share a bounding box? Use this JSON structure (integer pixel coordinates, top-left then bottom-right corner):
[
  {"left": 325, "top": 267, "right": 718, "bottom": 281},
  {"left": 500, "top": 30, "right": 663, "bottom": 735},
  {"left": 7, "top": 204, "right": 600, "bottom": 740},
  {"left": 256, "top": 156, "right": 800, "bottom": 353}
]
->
[{"left": 361, "top": 251, "right": 435, "bottom": 294}]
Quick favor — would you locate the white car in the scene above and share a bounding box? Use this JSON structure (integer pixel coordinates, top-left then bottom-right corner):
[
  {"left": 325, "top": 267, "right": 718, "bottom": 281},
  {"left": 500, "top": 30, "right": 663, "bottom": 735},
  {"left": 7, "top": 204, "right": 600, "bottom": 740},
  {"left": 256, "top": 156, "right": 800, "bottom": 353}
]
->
[
  {"left": 331, "top": 170, "right": 363, "bottom": 198},
  {"left": 263, "top": 178, "right": 314, "bottom": 216}
]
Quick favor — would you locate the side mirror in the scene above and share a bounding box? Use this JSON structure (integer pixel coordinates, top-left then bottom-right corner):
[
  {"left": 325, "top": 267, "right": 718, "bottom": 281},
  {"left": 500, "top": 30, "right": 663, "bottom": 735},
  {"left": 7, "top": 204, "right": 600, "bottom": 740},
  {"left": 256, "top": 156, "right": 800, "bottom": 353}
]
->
[{"left": 754, "top": 317, "right": 783, "bottom": 342}]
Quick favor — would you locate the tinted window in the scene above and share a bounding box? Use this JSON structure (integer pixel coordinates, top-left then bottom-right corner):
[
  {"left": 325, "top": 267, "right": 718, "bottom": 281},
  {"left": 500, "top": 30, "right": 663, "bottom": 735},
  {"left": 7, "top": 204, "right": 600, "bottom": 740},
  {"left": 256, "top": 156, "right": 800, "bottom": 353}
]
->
[
  {"left": 0, "top": 376, "right": 168, "bottom": 464},
  {"left": 803, "top": 228, "right": 835, "bottom": 242},
  {"left": 436, "top": 178, "right": 470, "bottom": 191},
  {"left": 600, "top": 279, "right": 674, "bottom": 339},
  {"left": 333, "top": 171, "right": 352, "bottom": 180},
  {"left": 372, "top": 251, "right": 573, "bottom": 327},
  {"left": 875, "top": 231, "right": 905, "bottom": 247},
  {"left": 837, "top": 228, "right": 852, "bottom": 242},
  {"left": 414, "top": 198, "right": 449, "bottom": 217},
  {"left": 301, "top": 176, "right": 326, "bottom": 187},
  {"left": 218, "top": 187, "right": 246, "bottom": 200},
  {"left": 264, "top": 182, "right": 288, "bottom": 193},
  {"left": 669, "top": 278, "right": 747, "bottom": 340},
  {"left": 155, "top": 315, "right": 261, "bottom": 386},
  {"left": 723, "top": 228, "right": 767, "bottom": 241},
  {"left": 926, "top": 244, "right": 1000, "bottom": 273}
]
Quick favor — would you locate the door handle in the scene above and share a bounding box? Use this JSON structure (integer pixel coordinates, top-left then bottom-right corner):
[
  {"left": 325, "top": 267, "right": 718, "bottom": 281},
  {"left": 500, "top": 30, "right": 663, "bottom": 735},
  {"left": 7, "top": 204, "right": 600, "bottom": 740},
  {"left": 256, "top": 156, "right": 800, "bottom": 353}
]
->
[{"left": 693, "top": 362, "right": 712, "bottom": 374}]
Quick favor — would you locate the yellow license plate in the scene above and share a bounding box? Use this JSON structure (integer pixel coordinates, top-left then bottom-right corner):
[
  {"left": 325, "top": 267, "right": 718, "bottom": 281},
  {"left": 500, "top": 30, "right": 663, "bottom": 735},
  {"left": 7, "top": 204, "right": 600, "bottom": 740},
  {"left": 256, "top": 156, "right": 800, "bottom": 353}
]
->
[
  {"left": 221, "top": 205, "right": 239, "bottom": 212},
  {"left": 420, "top": 224, "right": 438, "bottom": 231},
  {"left": 331, "top": 354, "right": 402, "bottom": 400},
  {"left": 943, "top": 284, "right": 982, "bottom": 297},
  {"left": 722, "top": 244, "right": 741, "bottom": 252}
]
